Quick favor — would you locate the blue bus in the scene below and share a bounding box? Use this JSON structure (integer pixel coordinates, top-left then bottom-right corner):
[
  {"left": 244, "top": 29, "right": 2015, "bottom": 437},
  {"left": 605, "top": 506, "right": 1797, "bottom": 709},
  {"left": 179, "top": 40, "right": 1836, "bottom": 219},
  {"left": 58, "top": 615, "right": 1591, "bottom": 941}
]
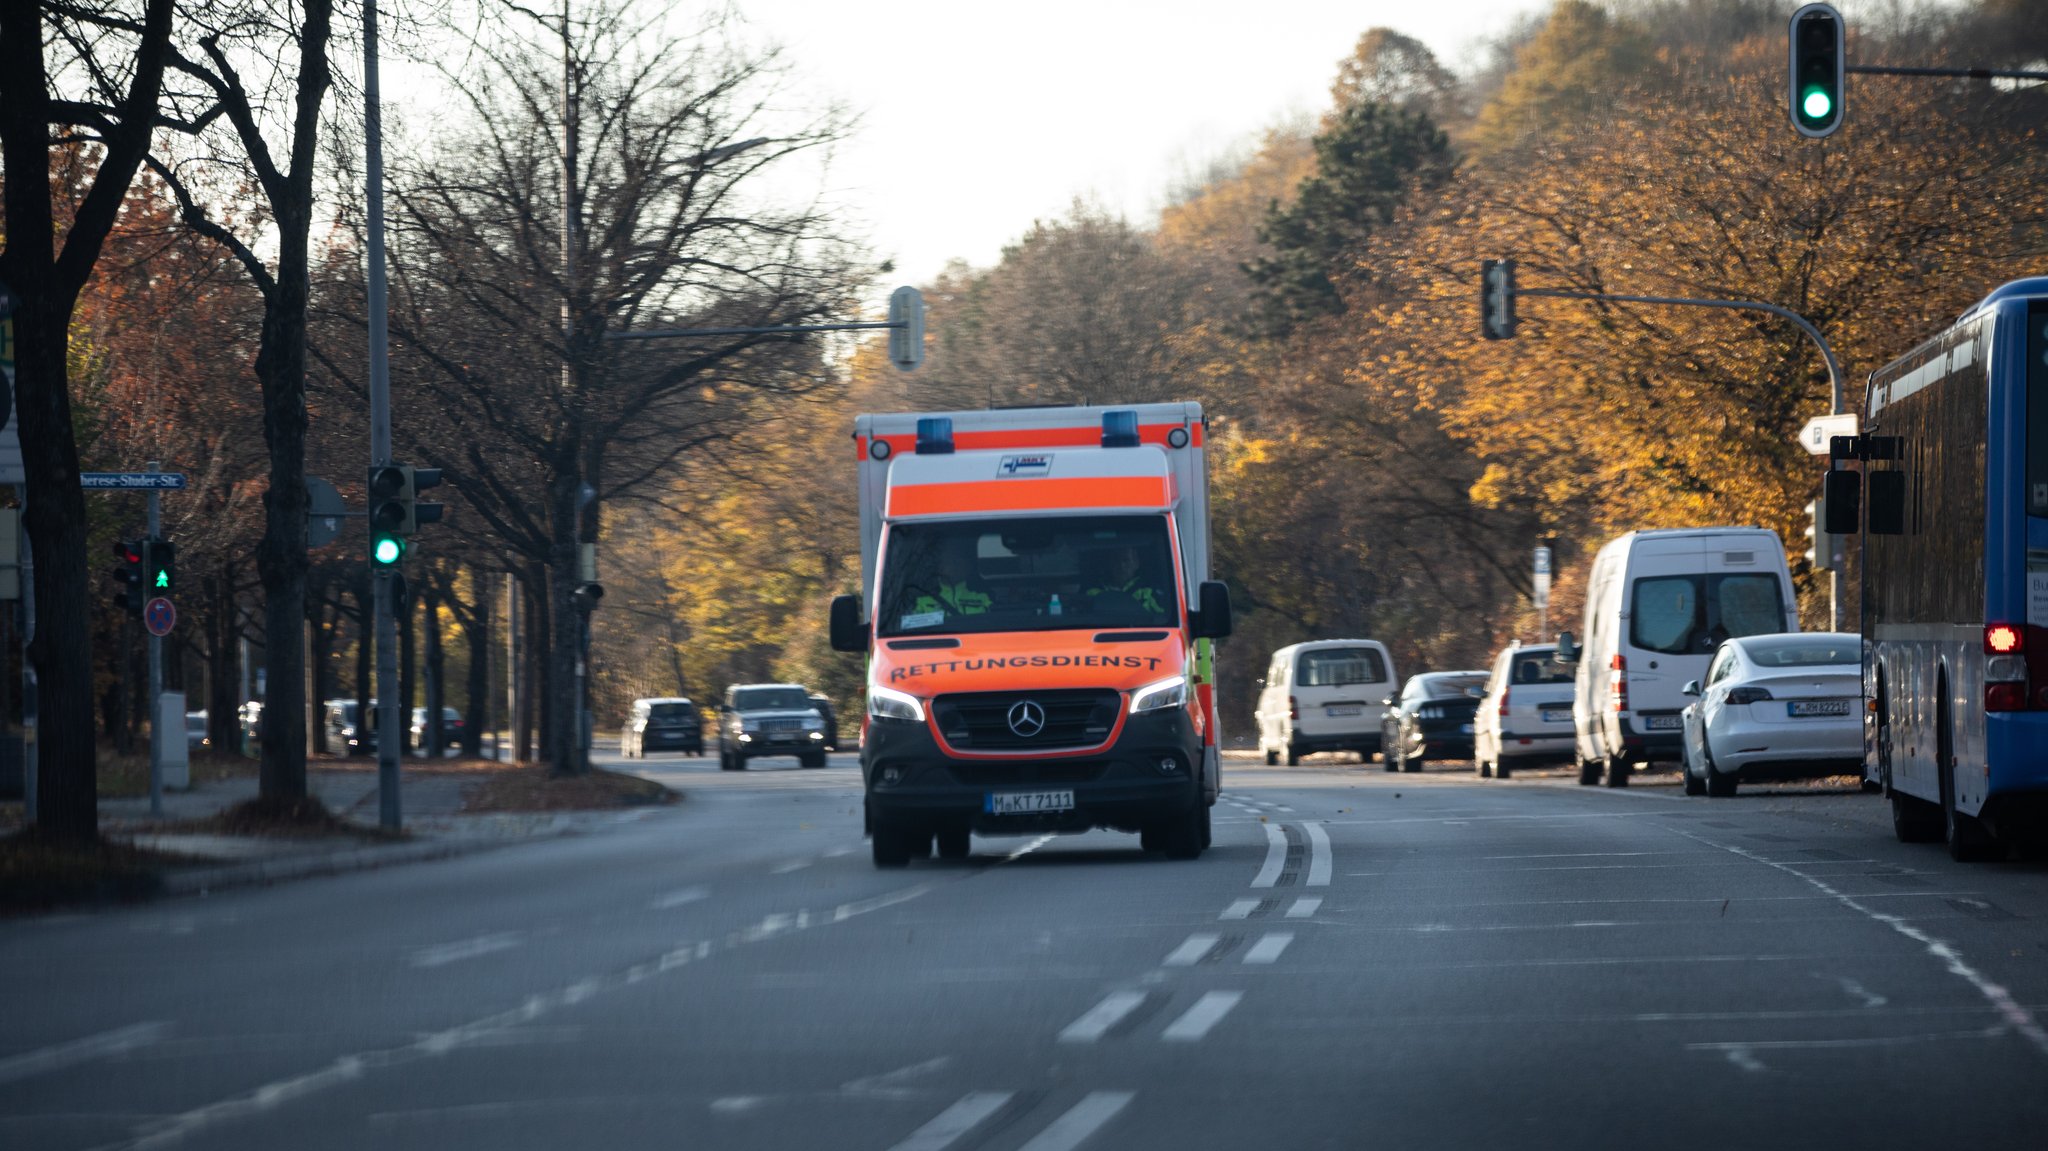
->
[{"left": 1848, "top": 276, "right": 2048, "bottom": 861}]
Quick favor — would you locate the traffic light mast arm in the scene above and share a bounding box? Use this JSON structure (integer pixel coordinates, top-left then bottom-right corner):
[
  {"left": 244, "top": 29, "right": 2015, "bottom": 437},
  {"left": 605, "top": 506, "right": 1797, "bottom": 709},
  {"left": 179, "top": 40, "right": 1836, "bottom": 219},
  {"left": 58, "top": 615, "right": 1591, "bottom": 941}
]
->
[
  {"left": 1847, "top": 63, "right": 2048, "bottom": 81},
  {"left": 1511, "top": 287, "right": 1846, "bottom": 417}
]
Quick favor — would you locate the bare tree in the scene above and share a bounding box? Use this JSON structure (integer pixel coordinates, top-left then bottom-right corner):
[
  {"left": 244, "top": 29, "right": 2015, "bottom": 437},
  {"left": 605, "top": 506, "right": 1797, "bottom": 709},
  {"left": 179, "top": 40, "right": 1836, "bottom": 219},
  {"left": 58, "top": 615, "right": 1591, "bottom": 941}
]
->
[{"left": 318, "top": 1, "right": 869, "bottom": 773}]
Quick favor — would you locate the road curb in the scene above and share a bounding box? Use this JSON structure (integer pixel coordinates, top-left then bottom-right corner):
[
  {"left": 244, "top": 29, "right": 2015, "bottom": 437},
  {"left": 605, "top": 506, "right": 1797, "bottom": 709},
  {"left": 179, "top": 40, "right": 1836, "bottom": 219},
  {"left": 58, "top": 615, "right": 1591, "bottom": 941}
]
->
[{"left": 156, "top": 814, "right": 590, "bottom": 898}]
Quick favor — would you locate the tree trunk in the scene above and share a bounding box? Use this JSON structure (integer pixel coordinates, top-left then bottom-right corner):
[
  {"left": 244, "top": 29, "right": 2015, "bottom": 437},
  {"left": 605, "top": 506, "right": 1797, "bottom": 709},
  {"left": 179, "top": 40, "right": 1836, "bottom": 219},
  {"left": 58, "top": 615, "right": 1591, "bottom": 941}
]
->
[
  {"left": 398, "top": 577, "right": 416, "bottom": 754},
  {"left": 425, "top": 581, "right": 445, "bottom": 758},
  {"left": 353, "top": 575, "right": 371, "bottom": 755},
  {"left": 463, "top": 569, "right": 489, "bottom": 757}
]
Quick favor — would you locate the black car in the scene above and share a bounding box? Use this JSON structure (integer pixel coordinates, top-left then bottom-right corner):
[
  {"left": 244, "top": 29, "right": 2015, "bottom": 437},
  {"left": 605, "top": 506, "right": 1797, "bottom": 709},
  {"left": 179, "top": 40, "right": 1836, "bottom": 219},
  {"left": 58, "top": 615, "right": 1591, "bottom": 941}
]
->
[
  {"left": 1380, "top": 671, "right": 1490, "bottom": 771},
  {"left": 622, "top": 697, "right": 705, "bottom": 757}
]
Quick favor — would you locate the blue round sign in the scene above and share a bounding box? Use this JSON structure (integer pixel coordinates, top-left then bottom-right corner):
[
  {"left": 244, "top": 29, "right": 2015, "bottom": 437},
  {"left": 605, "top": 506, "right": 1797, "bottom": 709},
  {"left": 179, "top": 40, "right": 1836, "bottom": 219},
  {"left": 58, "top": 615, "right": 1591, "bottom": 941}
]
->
[{"left": 145, "top": 596, "right": 176, "bottom": 637}]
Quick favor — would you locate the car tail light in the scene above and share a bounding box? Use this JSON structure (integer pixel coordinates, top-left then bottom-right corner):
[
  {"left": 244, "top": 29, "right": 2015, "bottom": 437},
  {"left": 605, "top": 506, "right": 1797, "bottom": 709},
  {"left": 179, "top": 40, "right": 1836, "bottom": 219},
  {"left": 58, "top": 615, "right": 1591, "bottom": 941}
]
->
[
  {"left": 1609, "top": 654, "right": 1627, "bottom": 712},
  {"left": 1289, "top": 695, "right": 1299, "bottom": 720},
  {"left": 1726, "top": 686, "right": 1774, "bottom": 705},
  {"left": 1499, "top": 687, "right": 1510, "bottom": 717}
]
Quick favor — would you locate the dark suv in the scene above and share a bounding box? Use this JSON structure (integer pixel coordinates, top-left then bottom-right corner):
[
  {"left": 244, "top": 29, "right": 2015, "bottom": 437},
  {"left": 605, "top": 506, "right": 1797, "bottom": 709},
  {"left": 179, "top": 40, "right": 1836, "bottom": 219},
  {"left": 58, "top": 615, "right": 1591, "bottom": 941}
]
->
[
  {"left": 622, "top": 697, "right": 704, "bottom": 758},
  {"left": 718, "top": 684, "right": 828, "bottom": 770}
]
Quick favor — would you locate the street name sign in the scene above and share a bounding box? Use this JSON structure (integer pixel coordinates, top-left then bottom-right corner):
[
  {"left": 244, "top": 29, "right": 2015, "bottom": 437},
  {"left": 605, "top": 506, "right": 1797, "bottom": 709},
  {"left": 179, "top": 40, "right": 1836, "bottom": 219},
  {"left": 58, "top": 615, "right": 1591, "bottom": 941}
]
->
[
  {"left": 82, "top": 472, "right": 189, "bottom": 490},
  {"left": 1799, "top": 413, "right": 1859, "bottom": 456},
  {"left": 145, "top": 596, "right": 176, "bottom": 637}
]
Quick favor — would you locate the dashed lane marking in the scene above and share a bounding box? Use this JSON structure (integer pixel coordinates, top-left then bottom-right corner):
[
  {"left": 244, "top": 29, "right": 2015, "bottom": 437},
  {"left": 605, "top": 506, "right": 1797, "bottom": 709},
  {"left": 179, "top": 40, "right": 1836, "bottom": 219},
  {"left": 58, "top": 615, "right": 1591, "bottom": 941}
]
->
[
  {"left": 1059, "top": 992, "right": 1148, "bottom": 1044},
  {"left": 1251, "top": 823, "right": 1287, "bottom": 888},
  {"left": 0, "top": 1023, "right": 171, "bottom": 1085},
  {"left": 648, "top": 886, "right": 709, "bottom": 910},
  {"left": 1220, "top": 899, "right": 1260, "bottom": 920},
  {"left": 1163, "top": 934, "right": 1221, "bottom": 967},
  {"left": 1015, "top": 1091, "right": 1136, "bottom": 1151},
  {"left": 1303, "top": 822, "right": 1332, "bottom": 887},
  {"left": 1285, "top": 897, "right": 1322, "bottom": 919},
  {"left": 1161, "top": 992, "right": 1244, "bottom": 1042},
  {"left": 770, "top": 859, "right": 813, "bottom": 875},
  {"left": 1243, "top": 933, "right": 1294, "bottom": 965},
  {"left": 409, "top": 933, "right": 522, "bottom": 969},
  {"left": 886, "top": 1091, "right": 1015, "bottom": 1151}
]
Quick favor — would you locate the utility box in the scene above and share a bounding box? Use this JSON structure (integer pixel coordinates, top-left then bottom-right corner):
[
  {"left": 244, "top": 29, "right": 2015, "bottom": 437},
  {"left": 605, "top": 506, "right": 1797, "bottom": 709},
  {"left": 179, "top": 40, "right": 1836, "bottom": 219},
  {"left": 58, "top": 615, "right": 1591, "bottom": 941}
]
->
[{"left": 158, "top": 691, "right": 189, "bottom": 790}]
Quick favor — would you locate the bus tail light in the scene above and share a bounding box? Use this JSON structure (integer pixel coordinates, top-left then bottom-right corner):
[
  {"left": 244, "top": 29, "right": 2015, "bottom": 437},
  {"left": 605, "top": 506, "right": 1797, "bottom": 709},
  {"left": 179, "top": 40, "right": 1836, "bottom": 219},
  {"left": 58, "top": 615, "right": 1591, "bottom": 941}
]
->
[
  {"left": 1985, "top": 624, "right": 2031, "bottom": 711},
  {"left": 1609, "top": 654, "right": 1628, "bottom": 712}
]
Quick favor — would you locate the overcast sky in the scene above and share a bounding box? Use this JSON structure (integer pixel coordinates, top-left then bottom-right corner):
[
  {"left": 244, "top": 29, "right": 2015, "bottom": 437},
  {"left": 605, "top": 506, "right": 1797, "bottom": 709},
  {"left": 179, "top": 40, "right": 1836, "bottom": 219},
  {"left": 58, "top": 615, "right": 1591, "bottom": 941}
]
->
[{"left": 733, "top": 1, "right": 1549, "bottom": 287}]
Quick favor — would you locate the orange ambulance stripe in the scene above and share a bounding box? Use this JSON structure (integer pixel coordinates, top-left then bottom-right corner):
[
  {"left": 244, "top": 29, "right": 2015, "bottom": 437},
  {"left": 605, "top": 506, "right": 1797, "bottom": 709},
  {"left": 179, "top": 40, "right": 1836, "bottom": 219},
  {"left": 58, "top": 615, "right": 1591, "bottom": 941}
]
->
[{"left": 888, "top": 477, "right": 1171, "bottom": 517}]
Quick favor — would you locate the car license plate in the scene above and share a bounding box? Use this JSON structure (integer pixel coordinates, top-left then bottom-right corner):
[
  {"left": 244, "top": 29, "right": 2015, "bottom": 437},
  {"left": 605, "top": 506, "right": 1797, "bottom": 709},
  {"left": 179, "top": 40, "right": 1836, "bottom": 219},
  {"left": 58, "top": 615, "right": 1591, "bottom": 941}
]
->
[
  {"left": 986, "top": 790, "right": 1074, "bottom": 815},
  {"left": 1789, "top": 700, "right": 1851, "bottom": 717},
  {"left": 1540, "top": 707, "right": 1572, "bottom": 722},
  {"left": 1326, "top": 705, "right": 1362, "bottom": 717},
  {"left": 1643, "top": 714, "right": 1682, "bottom": 730}
]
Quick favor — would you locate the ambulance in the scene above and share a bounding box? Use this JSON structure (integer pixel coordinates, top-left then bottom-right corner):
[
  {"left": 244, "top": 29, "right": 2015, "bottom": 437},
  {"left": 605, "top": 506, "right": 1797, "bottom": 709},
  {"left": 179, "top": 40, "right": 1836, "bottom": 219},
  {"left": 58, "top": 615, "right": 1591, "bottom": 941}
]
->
[{"left": 829, "top": 403, "right": 1231, "bottom": 868}]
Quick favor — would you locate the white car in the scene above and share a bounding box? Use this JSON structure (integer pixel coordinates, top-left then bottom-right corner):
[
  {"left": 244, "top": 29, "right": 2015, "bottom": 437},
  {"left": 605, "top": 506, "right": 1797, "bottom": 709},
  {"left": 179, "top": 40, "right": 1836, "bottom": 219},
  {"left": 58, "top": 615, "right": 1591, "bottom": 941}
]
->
[
  {"left": 1474, "top": 643, "right": 1576, "bottom": 779},
  {"left": 1679, "top": 632, "right": 1862, "bottom": 797}
]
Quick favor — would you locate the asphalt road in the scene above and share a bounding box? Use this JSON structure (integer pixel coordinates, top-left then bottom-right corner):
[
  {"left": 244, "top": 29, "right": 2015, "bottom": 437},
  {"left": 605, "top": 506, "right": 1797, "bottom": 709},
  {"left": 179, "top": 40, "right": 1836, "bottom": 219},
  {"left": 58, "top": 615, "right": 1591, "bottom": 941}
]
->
[{"left": 5, "top": 749, "right": 2048, "bottom": 1150}]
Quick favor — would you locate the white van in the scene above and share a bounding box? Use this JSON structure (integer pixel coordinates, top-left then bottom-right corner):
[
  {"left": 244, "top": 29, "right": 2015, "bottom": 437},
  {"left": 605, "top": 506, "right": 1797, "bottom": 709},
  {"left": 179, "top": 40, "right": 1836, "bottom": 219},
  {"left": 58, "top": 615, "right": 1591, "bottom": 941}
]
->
[
  {"left": 1558, "top": 528, "right": 1798, "bottom": 787},
  {"left": 1254, "top": 640, "right": 1399, "bottom": 765}
]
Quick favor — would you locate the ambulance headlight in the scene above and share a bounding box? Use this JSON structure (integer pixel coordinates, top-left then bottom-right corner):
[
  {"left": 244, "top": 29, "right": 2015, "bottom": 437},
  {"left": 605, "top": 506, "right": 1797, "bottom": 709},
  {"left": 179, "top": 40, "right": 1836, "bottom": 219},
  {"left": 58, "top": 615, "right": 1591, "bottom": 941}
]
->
[
  {"left": 868, "top": 684, "right": 927, "bottom": 723},
  {"left": 1130, "top": 675, "right": 1188, "bottom": 714}
]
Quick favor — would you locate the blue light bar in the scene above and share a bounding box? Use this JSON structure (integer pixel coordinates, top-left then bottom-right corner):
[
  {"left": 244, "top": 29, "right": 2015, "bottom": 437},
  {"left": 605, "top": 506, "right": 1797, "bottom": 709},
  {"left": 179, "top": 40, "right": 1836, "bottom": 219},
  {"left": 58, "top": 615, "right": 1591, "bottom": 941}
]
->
[
  {"left": 915, "top": 417, "right": 955, "bottom": 455},
  {"left": 1101, "top": 410, "right": 1140, "bottom": 448}
]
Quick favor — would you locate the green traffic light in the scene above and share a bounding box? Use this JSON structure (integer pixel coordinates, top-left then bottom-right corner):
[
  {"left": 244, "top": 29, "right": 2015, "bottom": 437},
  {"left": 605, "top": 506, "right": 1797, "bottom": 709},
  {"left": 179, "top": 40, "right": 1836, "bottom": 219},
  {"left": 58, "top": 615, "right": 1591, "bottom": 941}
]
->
[
  {"left": 1801, "top": 87, "right": 1832, "bottom": 121},
  {"left": 372, "top": 535, "right": 404, "bottom": 565}
]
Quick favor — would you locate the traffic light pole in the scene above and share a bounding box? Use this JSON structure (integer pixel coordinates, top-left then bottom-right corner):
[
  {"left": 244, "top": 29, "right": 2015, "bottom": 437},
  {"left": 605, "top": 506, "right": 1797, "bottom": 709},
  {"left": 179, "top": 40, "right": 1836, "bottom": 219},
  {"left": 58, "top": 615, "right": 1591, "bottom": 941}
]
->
[
  {"left": 146, "top": 462, "right": 162, "bottom": 818},
  {"left": 1510, "top": 286, "right": 1847, "bottom": 630},
  {"left": 364, "top": 0, "right": 401, "bottom": 831}
]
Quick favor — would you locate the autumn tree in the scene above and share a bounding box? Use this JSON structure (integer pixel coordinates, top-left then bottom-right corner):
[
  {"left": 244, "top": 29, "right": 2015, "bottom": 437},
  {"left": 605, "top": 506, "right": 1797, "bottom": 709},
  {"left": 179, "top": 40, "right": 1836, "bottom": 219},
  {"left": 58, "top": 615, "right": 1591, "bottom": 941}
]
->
[{"left": 1, "top": 0, "right": 176, "bottom": 842}]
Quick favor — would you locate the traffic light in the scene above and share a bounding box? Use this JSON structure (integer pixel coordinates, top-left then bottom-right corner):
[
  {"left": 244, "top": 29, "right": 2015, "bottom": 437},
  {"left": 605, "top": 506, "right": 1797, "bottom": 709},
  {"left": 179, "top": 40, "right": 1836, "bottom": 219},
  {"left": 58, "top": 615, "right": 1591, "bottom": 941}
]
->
[
  {"left": 111, "top": 538, "right": 145, "bottom": 615},
  {"left": 143, "top": 537, "right": 175, "bottom": 596},
  {"left": 411, "top": 467, "right": 444, "bottom": 528},
  {"left": 1789, "top": 3, "right": 1845, "bottom": 139},
  {"left": 887, "top": 285, "right": 925, "bottom": 372},
  {"left": 1481, "top": 259, "right": 1517, "bottom": 340},
  {"left": 367, "top": 464, "right": 409, "bottom": 566},
  {"left": 1804, "top": 496, "right": 1834, "bottom": 570}
]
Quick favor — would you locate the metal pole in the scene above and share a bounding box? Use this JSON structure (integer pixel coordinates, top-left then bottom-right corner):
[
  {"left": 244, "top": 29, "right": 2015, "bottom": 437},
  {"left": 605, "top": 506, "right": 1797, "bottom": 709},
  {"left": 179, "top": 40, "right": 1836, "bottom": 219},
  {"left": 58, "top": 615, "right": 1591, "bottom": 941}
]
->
[
  {"left": 364, "top": 0, "right": 401, "bottom": 830},
  {"left": 502, "top": 572, "right": 516, "bottom": 763},
  {"left": 1517, "top": 287, "right": 1849, "bottom": 630},
  {"left": 147, "top": 462, "right": 162, "bottom": 817},
  {"left": 17, "top": 483, "right": 32, "bottom": 824}
]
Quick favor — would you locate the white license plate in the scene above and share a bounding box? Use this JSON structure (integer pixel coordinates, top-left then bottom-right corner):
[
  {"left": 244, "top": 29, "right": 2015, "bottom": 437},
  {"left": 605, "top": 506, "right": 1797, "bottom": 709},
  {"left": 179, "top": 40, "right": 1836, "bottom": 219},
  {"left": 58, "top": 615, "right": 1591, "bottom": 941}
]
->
[
  {"left": 1326, "top": 705, "right": 1363, "bottom": 717},
  {"left": 1789, "top": 700, "right": 1851, "bottom": 717},
  {"left": 1540, "top": 708, "right": 1572, "bottom": 722},
  {"left": 985, "top": 790, "right": 1075, "bottom": 815},
  {"left": 1643, "top": 715, "right": 1683, "bottom": 730}
]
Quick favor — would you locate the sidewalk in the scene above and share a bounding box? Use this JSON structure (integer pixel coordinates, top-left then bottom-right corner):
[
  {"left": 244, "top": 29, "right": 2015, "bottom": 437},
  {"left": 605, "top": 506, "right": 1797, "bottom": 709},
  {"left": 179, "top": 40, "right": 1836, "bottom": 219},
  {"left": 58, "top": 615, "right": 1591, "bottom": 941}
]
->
[{"left": 95, "top": 764, "right": 653, "bottom": 897}]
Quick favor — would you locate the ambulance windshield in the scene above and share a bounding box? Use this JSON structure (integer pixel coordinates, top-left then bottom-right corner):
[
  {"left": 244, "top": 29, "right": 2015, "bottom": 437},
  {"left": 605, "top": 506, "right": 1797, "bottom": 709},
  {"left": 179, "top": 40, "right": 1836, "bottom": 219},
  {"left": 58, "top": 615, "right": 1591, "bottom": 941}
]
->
[{"left": 878, "top": 515, "right": 1178, "bottom": 636}]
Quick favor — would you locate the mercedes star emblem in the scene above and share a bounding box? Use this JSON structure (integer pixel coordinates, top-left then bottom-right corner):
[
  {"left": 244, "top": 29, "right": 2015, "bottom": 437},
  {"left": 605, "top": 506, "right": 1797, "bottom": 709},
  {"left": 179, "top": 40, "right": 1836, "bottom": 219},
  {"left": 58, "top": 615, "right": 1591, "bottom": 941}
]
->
[{"left": 1007, "top": 699, "right": 1047, "bottom": 738}]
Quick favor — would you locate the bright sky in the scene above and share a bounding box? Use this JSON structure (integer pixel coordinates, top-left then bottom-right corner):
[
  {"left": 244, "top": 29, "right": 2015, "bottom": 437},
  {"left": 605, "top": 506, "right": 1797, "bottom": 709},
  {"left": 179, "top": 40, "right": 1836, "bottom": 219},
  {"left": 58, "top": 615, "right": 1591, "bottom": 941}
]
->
[{"left": 737, "top": 1, "right": 1549, "bottom": 287}]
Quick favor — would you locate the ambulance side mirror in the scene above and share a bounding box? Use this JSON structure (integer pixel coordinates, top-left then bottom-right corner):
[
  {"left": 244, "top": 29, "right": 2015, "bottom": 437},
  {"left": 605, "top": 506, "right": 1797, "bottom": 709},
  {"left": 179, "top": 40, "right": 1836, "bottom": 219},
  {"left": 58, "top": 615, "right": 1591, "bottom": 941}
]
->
[
  {"left": 1190, "top": 581, "right": 1233, "bottom": 640},
  {"left": 829, "top": 595, "right": 868, "bottom": 653}
]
